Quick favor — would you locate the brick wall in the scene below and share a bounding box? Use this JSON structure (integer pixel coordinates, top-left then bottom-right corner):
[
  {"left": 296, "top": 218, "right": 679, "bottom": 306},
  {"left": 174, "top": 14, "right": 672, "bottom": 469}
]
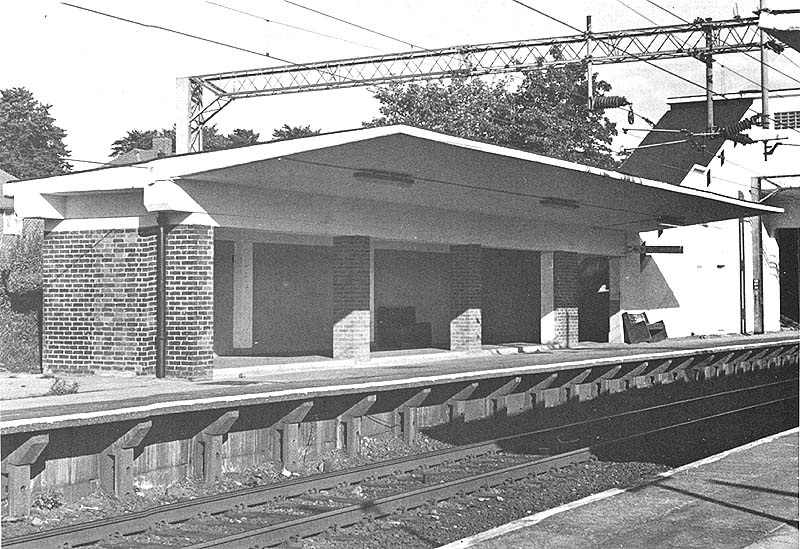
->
[
  {"left": 553, "top": 251, "right": 578, "bottom": 347},
  {"left": 43, "top": 228, "right": 157, "bottom": 374},
  {"left": 42, "top": 224, "right": 214, "bottom": 378},
  {"left": 332, "top": 236, "right": 371, "bottom": 360},
  {"left": 165, "top": 225, "right": 214, "bottom": 378},
  {"left": 450, "top": 244, "right": 482, "bottom": 352}
]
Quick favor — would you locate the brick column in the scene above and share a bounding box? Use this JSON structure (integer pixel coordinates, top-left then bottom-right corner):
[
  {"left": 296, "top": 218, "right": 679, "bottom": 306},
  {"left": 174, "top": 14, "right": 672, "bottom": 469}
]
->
[
  {"left": 165, "top": 225, "right": 214, "bottom": 379},
  {"left": 333, "top": 236, "right": 372, "bottom": 360},
  {"left": 450, "top": 244, "right": 482, "bottom": 352},
  {"left": 42, "top": 228, "right": 157, "bottom": 374},
  {"left": 541, "top": 251, "right": 579, "bottom": 347}
]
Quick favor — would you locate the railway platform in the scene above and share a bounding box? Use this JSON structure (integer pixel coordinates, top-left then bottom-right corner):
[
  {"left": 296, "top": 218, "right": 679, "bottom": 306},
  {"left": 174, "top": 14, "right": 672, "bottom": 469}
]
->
[
  {"left": 444, "top": 428, "right": 800, "bottom": 549},
  {"left": 0, "top": 332, "right": 796, "bottom": 519},
  {"left": 2, "top": 332, "right": 797, "bottom": 432}
]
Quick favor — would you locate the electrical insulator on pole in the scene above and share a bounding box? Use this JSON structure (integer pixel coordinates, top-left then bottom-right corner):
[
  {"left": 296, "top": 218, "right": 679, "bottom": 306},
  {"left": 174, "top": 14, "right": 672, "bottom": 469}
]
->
[{"left": 592, "top": 96, "right": 630, "bottom": 109}]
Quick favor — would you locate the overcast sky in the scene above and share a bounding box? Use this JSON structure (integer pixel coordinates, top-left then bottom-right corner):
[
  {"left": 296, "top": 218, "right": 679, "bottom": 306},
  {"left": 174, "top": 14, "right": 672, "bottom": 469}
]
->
[{"left": 2, "top": 0, "right": 798, "bottom": 166}]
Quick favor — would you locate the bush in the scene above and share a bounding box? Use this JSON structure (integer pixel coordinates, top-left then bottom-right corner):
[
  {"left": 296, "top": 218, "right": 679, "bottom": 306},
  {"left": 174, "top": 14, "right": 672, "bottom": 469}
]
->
[
  {"left": 0, "top": 219, "right": 43, "bottom": 372},
  {"left": 46, "top": 378, "right": 79, "bottom": 396},
  {"left": 32, "top": 490, "right": 64, "bottom": 511}
]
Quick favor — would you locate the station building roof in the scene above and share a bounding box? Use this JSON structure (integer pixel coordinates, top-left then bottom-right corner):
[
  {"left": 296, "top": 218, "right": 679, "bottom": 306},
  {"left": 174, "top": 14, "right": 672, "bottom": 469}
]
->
[{"left": 4, "top": 125, "right": 782, "bottom": 234}]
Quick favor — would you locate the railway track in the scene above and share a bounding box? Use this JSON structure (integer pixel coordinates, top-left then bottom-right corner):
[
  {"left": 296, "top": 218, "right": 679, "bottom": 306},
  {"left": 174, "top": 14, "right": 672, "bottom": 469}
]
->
[{"left": 6, "top": 378, "right": 797, "bottom": 549}]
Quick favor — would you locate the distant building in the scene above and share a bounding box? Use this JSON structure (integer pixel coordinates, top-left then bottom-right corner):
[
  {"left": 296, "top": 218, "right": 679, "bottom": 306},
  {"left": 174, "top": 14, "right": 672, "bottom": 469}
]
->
[
  {"left": 1, "top": 167, "right": 21, "bottom": 237},
  {"left": 109, "top": 136, "right": 173, "bottom": 166},
  {"left": 619, "top": 88, "right": 800, "bottom": 335}
]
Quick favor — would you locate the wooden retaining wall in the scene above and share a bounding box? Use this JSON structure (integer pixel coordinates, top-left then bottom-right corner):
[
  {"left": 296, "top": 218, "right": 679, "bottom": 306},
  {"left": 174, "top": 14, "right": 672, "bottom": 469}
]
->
[{"left": 2, "top": 341, "right": 797, "bottom": 516}]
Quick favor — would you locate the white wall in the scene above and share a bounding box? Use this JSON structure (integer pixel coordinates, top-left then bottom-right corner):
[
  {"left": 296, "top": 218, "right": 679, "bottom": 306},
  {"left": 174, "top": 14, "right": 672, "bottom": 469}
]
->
[{"left": 621, "top": 92, "right": 799, "bottom": 337}]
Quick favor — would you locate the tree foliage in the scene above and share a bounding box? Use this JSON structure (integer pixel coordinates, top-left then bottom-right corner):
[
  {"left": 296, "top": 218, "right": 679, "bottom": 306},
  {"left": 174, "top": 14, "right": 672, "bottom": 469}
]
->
[
  {"left": 0, "top": 88, "right": 71, "bottom": 178},
  {"left": 1, "top": 220, "right": 43, "bottom": 372},
  {"left": 109, "top": 126, "right": 261, "bottom": 157},
  {"left": 271, "top": 124, "right": 321, "bottom": 141},
  {"left": 364, "top": 65, "right": 621, "bottom": 169}
]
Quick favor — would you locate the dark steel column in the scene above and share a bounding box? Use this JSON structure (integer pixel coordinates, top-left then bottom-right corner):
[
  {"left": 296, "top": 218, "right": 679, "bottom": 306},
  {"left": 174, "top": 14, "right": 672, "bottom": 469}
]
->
[
  {"left": 156, "top": 213, "right": 167, "bottom": 378},
  {"left": 751, "top": 178, "right": 764, "bottom": 334},
  {"left": 738, "top": 192, "right": 747, "bottom": 334}
]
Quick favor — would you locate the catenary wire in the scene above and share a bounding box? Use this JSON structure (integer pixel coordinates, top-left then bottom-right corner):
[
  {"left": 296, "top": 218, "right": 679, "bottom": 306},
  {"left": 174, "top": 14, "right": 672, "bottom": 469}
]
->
[
  {"left": 641, "top": 0, "right": 800, "bottom": 86},
  {"left": 61, "top": 2, "right": 269, "bottom": 57},
  {"left": 580, "top": 0, "right": 800, "bottom": 133},
  {"left": 62, "top": 1, "right": 779, "bottom": 170},
  {"left": 283, "top": 0, "right": 424, "bottom": 50},
  {"left": 205, "top": 1, "right": 382, "bottom": 51}
]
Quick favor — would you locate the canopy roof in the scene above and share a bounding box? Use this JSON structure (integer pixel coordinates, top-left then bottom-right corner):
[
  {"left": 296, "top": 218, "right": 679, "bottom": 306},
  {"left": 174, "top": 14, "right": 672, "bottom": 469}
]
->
[{"left": 5, "top": 125, "right": 781, "bottom": 232}]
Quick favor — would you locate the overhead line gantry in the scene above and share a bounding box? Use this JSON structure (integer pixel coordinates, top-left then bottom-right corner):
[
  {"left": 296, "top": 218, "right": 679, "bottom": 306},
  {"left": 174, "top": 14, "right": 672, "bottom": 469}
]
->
[{"left": 177, "top": 17, "right": 763, "bottom": 152}]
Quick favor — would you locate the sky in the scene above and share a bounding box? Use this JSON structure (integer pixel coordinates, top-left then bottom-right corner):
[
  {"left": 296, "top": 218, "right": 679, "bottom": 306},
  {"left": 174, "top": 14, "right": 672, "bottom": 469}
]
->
[{"left": 1, "top": 0, "right": 799, "bottom": 168}]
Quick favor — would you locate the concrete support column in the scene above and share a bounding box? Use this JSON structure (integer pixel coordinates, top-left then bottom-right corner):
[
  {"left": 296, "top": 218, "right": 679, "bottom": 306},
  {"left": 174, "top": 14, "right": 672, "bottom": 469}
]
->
[
  {"left": 99, "top": 421, "right": 152, "bottom": 497},
  {"left": 608, "top": 257, "right": 623, "bottom": 343},
  {"left": 232, "top": 240, "right": 253, "bottom": 353},
  {"left": 449, "top": 244, "right": 482, "bottom": 352},
  {"left": 3, "top": 434, "right": 49, "bottom": 516},
  {"left": 540, "top": 251, "right": 579, "bottom": 347},
  {"left": 333, "top": 236, "right": 372, "bottom": 360},
  {"left": 192, "top": 410, "right": 239, "bottom": 483}
]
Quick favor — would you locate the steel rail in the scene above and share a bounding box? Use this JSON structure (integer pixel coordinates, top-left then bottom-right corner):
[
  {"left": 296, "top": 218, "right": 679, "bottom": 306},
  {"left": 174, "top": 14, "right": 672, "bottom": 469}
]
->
[
  {"left": 5, "top": 377, "right": 796, "bottom": 549},
  {"left": 187, "top": 395, "right": 798, "bottom": 548}
]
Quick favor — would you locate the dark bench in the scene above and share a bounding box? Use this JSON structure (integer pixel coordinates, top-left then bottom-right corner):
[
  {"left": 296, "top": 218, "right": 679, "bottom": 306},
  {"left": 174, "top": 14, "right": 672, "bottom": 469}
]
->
[
  {"left": 376, "top": 306, "right": 432, "bottom": 350},
  {"left": 622, "top": 312, "right": 667, "bottom": 343}
]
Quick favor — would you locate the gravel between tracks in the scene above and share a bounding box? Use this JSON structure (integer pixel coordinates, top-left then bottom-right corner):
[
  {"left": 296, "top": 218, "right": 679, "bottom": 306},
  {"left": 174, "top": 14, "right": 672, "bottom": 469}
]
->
[{"left": 302, "top": 459, "right": 669, "bottom": 549}]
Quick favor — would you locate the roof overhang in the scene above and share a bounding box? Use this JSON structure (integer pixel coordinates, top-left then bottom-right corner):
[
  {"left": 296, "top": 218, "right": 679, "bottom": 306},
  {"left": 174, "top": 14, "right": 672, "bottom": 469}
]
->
[
  {"left": 760, "top": 9, "right": 800, "bottom": 53},
  {"left": 5, "top": 125, "right": 782, "bottom": 232}
]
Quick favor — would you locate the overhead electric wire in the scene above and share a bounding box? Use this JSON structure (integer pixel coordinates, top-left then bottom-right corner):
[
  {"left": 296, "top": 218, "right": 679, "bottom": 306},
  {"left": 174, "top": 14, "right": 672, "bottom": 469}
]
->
[
  {"left": 641, "top": 0, "right": 800, "bottom": 86},
  {"left": 614, "top": 0, "right": 659, "bottom": 26},
  {"left": 61, "top": 2, "right": 268, "bottom": 57},
  {"left": 508, "top": 0, "right": 735, "bottom": 94},
  {"left": 282, "top": 0, "right": 424, "bottom": 50},
  {"left": 643, "top": 0, "right": 690, "bottom": 23},
  {"left": 60, "top": 2, "right": 553, "bottom": 142},
  {"left": 589, "top": 0, "right": 800, "bottom": 136},
  {"left": 205, "top": 1, "right": 381, "bottom": 51}
]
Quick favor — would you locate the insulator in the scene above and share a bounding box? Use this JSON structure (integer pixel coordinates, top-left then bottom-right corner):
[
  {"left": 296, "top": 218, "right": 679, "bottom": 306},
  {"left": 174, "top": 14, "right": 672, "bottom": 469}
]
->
[
  {"left": 720, "top": 117, "right": 754, "bottom": 136},
  {"left": 627, "top": 105, "right": 635, "bottom": 124},
  {"left": 592, "top": 95, "right": 630, "bottom": 109},
  {"left": 727, "top": 133, "right": 755, "bottom": 145}
]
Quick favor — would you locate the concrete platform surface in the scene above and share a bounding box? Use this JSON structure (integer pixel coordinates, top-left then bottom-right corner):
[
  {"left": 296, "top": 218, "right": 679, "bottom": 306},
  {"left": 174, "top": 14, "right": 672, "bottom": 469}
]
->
[
  {"left": 1, "top": 332, "right": 796, "bottom": 433},
  {"left": 443, "top": 429, "right": 800, "bottom": 549}
]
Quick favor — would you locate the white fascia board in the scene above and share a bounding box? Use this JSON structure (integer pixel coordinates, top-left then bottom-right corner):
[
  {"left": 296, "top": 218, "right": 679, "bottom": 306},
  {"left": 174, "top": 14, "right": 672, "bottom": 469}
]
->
[
  {"left": 667, "top": 88, "right": 800, "bottom": 104},
  {"left": 760, "top": 10, "right": 800, "bottom": 31},
  {"left": 13, "top": 192, "right": 65, "bottom": 219},
  {"left": 3, "top": 165, "right": 153, "bottom": 196},
  {"left": 143, "top": 179, "right": 206, "bottom": 213}
]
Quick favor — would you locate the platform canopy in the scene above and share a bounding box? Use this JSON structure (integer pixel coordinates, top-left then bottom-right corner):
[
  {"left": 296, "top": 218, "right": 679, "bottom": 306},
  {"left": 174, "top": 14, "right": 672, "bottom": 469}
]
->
[{"left": 5, "top": 125, "right": 782, "bottom": 233}]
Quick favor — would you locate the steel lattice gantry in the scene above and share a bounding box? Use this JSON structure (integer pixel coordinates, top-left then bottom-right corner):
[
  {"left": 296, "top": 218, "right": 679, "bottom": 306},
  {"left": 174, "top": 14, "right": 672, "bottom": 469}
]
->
[{"left": 176, "top": 17, "right": 761, "bottom": 152}]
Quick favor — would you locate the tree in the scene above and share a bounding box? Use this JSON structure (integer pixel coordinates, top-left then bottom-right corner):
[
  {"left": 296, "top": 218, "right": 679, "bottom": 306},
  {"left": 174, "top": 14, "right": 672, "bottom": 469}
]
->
[
  {"left": 226, "top": 128, "right": 261, "bottom": 148},
  {"left": 0, "top": 88, "right": 71, "bottom": 178},
  {"left": 271, "top": 124, "right": 321, "bottom": 141},
  {"left": 109, "top": 126, "right": 260, "bottom": 157},
  {"left": 364, "top": 64, "right": 620, "bottom": 169}
]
